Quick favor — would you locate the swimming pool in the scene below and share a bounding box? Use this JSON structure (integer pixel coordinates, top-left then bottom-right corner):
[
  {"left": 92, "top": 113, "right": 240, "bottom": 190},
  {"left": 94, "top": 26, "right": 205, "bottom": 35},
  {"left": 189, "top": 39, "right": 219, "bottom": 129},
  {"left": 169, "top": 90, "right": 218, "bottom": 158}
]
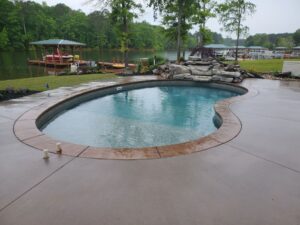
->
[{"left": 40, "top": 83, "right": 240, "bottom": 148}]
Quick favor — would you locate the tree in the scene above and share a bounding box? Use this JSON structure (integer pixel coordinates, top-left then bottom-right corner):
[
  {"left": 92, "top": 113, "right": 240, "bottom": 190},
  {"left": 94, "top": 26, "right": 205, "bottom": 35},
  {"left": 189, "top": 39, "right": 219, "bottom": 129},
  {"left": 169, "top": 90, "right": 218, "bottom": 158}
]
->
[
  {"left": 245, "top": 33, "right": 272, "bottom": 49},
  {"left": 276, "top": 37, "right": 295, "bottom": 49},
  {"left": 217, "top": 0, "right": 255, "bottom": 62},
  {"left": 149, "top": 0, "right": 195, "bottom": 62},
  {"left": 294, "top": 29, "right": 300, "bottom": 46},
  {"left": 0, "top": 27, "right": 9, "bottom": 49},
  {"left": 211, "top": 31, "right": 223, "bottom": 44},
  {"left": 0, "top": 0, "right": 196, "bottom": 51},
  {"left": 192, "top": 0, "right": 216, "bottom": 46},
  {"left": 90, "top": 0, "right": 143, "bottom": 67},
  {"left": 162, "top": 1, "right": 193, "bottom": 60}
]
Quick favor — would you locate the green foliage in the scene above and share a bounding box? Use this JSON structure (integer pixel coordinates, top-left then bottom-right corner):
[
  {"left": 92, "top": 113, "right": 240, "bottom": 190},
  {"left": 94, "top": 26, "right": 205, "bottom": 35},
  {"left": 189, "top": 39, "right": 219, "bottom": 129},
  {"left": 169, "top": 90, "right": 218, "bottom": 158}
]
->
[
  {"left": 245, "top": 33, "right": 273, "bottom": 49},
  {"left": 200, "top": 27, "right": 213, "bottom": 44},
  {"left": 0, "top": 27, "right": 9, "bottom": 49},
  {"left": 211, "top": 32, "right": 224, "bottom": 44},
  {"left": 217, "top": 0, "right": 256, "bottom": 61},
  {"left": 217, "top": 0, "right": 256, "bottom": 37},
  {"left": 87, "top": 10, "right": 118, "bottom": 48},
  {"left": 98, "top": 0, "right": 144, "bottom": 65},
  {"left": 130, "top": 22, "right": 167, "bottom": 50},
  {"left": 192, "top": 0, "right": 216, "bottom": 46},
  {"left": 245, "top": 32, "right": 299, "bottom": 49},
  {"left": 276, "top": 36, "right": 295, "bottom": 49},
  {"left": 293, "top": 29, "right": 300, "bottom": 46},
  {"left": 0, "top": 0, "right": 192, "bottom": 51},
  {"left": 149, "top": 0, "right": 196, "bottom": 61}
]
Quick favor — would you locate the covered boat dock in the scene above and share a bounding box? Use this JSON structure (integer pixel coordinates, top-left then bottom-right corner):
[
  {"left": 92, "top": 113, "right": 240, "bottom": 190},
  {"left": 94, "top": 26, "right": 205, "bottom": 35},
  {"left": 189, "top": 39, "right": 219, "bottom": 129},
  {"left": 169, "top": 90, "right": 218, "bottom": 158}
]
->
[{"left": 28, "top": 39, "right": 87, "bottom": 67}]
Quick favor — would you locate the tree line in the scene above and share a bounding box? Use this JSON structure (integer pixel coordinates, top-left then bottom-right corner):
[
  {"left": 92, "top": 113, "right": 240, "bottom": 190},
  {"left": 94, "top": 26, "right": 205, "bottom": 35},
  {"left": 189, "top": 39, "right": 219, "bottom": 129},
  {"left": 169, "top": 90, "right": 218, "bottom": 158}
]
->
[
  {"left": 207, "top": 30, "right": 300, "bottom": 50},
  {"left": 245, "top": 31, "right": 300, "bottom": 49},
  {"left": 0, "top": 0, "right": 197, "bottom": 51},
  {"left": 1, "top": 0, "right": 299, "bottom": 64},
  {"left": 1, "top": 0, "right": 256, "bottom": 63}
]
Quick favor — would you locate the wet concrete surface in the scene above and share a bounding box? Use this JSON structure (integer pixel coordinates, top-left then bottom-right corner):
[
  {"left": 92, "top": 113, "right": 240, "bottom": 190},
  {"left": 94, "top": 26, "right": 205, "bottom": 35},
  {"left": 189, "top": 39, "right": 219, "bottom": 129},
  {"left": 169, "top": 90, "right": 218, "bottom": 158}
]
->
[{"left": 0, "top": 77, "right": 300, "bottom": 225}]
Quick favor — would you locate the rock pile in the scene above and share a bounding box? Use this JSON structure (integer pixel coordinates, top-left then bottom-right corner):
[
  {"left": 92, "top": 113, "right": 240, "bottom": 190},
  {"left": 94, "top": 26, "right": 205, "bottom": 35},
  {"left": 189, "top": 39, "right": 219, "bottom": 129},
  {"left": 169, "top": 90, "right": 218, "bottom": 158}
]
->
[{"left": 154, "top": 56, "right": 259, "bottom": 83}]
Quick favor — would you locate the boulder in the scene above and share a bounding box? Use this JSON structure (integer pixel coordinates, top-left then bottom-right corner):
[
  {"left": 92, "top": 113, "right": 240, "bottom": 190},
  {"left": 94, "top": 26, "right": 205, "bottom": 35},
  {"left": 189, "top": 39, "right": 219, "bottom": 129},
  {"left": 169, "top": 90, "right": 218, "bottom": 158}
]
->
[
  {"left": 186, "top": 61, "right": 212, "bottom": 66},
  {"left": 188, "top": 56, "right": 202, "bottom": 61},
  {"left": 212, "top": 69, "right": 241, "bottom": 78},
  {"left": 156, "top": 58, "right": 248, "bottom": 84},
  {"left": 152, "top": 68, "right": 159, "bottom": 75},
  {"left": 211, "top": 75, "right": 222, "bottom": 81},
  {"left": 212, "top": 75, "right": 234, "bottom": 83},
  {"left": 169, "top": 64, "right": 190, "bottom": 75},
  {"left": 190, "top": 69, "right": 213, "bottom": 76},
  {"left": 192, "top": 76, "right": 212, "bottom": 82},
  {"left": 188, "top": 65, "right": 211, "bottom": 71},
  {"left": 225, "top": 64, "right": 240, "bottom": 72},
  {"left": 158, "top": 64, "right": 168, "bottom": 71},
  {"left": 161, "top": 72, "right": 172, "bottom": 79},
  {"left": 173, "top": 73, "right": 193, "bottom": 80}
]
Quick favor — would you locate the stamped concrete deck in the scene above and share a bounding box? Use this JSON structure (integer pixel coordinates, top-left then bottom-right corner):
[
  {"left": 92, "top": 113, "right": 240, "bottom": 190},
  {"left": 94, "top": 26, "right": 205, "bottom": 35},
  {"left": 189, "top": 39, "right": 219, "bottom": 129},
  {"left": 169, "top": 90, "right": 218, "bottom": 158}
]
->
[{"left": 0, "top": 76, "right": 300, "bottom": 225}]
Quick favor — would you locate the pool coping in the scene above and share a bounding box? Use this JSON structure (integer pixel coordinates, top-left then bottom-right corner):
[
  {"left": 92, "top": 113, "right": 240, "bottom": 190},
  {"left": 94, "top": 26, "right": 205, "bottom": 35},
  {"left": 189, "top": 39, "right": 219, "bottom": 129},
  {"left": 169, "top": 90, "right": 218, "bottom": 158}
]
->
[{"left": 13, "top": 79, "right": 257, "bottom": 160}]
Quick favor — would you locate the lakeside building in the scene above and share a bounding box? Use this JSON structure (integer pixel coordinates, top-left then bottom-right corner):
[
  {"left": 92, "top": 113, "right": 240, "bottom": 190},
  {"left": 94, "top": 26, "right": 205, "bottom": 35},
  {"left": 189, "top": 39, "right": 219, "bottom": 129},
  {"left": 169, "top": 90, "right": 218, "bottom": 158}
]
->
[
  {"left": 204, "top": 44, "right": 230, "bottom": 57},
  {"left": 292, "top": 46, "right": 300, "bottom": 57},
  {"left": 275, "top": 47, "right": 289, "bottom": 54},
  {"left": 204, "top": 44, "right": 270, "bottom": 59}
]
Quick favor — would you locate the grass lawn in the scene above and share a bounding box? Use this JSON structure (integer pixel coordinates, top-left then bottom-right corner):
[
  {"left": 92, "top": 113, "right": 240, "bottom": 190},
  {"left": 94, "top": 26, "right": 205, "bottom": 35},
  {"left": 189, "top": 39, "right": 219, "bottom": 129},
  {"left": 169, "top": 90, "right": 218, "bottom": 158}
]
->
[
  {"left": 0, "top": 73, "right": 117, "bottom": 91},
  {"left": 238, "top": 59, "right": 300, "bottom": 74}
]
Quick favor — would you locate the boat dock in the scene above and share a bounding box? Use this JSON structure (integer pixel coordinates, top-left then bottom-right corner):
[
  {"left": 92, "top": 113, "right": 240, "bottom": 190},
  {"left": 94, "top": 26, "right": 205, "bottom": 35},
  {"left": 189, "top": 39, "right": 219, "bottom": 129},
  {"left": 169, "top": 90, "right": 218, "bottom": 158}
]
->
[
  {"left": 28, "top": 60, "right": 87, "bottom": 67},
  {"left": 98, "top": 61, "right": 136, "bottom": 69}
]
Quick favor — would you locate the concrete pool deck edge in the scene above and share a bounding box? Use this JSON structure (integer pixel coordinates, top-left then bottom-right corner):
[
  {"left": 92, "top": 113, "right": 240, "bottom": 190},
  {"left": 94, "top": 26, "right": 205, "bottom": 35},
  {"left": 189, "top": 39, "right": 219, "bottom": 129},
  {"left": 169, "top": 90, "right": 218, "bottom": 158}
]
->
[{"left": 13, "top": 79, "right": 257, "bottom": 160}]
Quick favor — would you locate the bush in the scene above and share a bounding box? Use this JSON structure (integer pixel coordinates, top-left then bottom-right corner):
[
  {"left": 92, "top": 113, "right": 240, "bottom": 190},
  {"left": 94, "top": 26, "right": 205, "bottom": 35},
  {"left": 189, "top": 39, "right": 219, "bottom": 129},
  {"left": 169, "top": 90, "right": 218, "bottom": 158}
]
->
[
  {"left": 147, "top": 56, "right": 166, "bottom": 66},
  {"left": 5, "top": 87, "right": 14, "bottom": 94}
]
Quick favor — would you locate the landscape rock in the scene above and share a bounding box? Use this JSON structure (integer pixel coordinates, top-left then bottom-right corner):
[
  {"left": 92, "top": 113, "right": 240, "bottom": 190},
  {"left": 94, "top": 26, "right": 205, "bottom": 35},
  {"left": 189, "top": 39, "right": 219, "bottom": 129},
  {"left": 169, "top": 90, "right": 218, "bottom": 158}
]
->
[
  {"left": 188, "top": 65, "right": 211, "bottom": 71},
  {"left": 186, "top": 61, "right": 212, "bottom": 66},
  {"left": 193, "top": 76, "right": 212, "bottom": 82},
  {"left": 190, "top": 69, "right": 213, "bottom": 76},
  {"left": 173, "top": 73, "right": 194, "bottom": 80},
  {"left": 188, "top": 56, "right": 202, "bottom": 61},
  {"left": 212, "top": 75, "right": 233, "bottom": 82},
  {"left": 152, "top": 68, "right": 159, "bottom": 75},
  {"left": 156, "top": 57, "right": 253, "bottom": 84},
  {"left": 169, "top": 64, "right": 190, "bottom": 75},
  {"left": 213, "top": 69, "right": 241, "bottom": 78}
]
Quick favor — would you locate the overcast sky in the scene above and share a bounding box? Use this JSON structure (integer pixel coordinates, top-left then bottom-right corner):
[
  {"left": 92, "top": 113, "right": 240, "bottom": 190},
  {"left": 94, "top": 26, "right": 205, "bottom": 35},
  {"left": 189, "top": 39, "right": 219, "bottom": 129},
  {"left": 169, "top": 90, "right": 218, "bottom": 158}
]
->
[{"left": 33, "top": 0, "right": 300, "bottom": 37}]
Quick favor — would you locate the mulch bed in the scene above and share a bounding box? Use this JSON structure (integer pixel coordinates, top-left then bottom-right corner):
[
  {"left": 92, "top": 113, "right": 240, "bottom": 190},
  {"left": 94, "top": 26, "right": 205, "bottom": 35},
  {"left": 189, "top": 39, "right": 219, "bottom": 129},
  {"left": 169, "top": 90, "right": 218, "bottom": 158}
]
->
[{"left": 0, "top": 89, "right": 40, "bottom": 102}]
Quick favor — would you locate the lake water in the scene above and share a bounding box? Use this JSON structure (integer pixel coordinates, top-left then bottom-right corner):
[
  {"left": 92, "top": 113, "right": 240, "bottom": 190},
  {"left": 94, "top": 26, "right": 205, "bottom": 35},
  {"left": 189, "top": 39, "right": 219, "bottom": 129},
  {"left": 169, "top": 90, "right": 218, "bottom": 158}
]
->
[{"left": 0, "top": 49, "right": 188, "bottom": 81}]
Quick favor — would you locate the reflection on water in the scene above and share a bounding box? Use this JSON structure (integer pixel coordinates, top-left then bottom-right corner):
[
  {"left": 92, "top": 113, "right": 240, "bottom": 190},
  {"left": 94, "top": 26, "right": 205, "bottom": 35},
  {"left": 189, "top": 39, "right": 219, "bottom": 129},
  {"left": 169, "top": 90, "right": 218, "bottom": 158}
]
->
[
  {"left": 42, "top": 86, "right": 238, "bottom": 148},
  {"left": 0, "top": 49, "right": 188, "bottom": 80}
]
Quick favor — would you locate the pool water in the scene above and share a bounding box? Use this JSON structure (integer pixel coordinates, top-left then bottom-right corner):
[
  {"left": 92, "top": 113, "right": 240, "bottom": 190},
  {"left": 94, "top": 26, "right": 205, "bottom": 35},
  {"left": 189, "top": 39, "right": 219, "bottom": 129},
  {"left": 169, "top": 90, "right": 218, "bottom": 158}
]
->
[{"left": 42, "top": 86, "right": 238, "bottom": 148}]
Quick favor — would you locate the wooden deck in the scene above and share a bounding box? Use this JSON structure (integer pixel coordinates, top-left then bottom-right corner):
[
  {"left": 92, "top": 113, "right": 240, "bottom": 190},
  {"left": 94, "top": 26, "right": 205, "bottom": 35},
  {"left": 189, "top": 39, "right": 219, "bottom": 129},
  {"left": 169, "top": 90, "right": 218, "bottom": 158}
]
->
[
  {"left": 99, "top": 68, "right": 125, "bottom": 74},
  {"left": 98, "top": 61, "right": 136, "bottom": 69},
  {"left": 28, "top": 60, "right": 87, "bottom": 67}
]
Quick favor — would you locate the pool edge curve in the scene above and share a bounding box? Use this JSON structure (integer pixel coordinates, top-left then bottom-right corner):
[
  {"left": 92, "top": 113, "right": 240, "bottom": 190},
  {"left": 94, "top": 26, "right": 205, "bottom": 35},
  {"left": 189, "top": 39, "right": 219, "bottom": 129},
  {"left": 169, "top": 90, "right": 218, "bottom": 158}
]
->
[{"left": 13, "top": 79, "right": 257, "bottom": 160}]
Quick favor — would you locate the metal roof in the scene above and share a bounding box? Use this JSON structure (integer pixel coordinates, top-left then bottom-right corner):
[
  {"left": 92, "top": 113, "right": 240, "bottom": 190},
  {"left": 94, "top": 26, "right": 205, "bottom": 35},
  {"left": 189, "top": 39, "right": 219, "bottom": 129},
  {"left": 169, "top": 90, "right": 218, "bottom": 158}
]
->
[
  {"left": 293, "top": 46, "right": 300, "bottom": 49},
  {"left": 204, "top": 44, "right": 229, "bottom": 49},
  {"left": 248, "top": 46, "right": 265, "bottom": 49},
  {"left": 275, "top": 47, "right": 288, "bottom": 49},
  {"left": 30, "top": 39, "right": 86, "bottom": 46},
  {"left": 230, "top": 46, "right": 246, "bottom": 49}
]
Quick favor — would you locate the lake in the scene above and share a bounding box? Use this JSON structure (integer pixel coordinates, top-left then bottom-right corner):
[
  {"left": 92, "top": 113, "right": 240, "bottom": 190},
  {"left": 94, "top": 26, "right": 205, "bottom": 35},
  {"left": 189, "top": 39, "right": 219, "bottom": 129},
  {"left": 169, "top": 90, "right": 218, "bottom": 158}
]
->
[{"left": 0, "top": 49, "right": 189, "bottom": 81}]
